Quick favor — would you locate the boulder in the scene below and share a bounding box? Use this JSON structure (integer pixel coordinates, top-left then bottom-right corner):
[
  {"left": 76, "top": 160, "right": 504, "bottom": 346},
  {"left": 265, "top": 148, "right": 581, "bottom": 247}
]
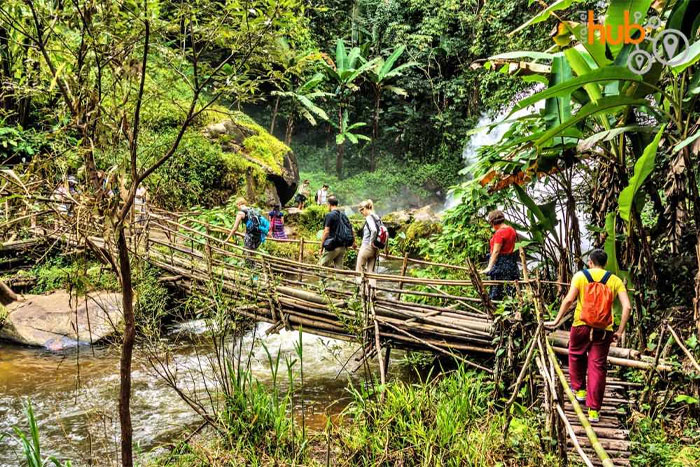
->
[
  {"left": 203, "top": 115, "right": 299, "bottom": 206},
  {"left": 0, "top": 291, "right": 123, "bottom": 351},
  {"left": 382, "top": 205, "right": 442, "bottom": 236}
]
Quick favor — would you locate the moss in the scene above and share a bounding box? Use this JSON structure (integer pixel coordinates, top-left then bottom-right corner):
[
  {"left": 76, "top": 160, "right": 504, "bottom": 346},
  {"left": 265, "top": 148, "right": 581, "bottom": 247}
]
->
[
  {"left": 0, "top": 304, "right": 7, "bottom": 327},
  {"left": 396, "top": 220, "right": 443, "bottom": 254}
]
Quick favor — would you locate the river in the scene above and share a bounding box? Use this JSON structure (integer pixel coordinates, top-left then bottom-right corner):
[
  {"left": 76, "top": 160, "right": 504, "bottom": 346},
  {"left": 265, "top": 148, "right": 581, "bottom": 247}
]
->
[{"left": 0, "top": 262, "right": 411, "bottom": 466}]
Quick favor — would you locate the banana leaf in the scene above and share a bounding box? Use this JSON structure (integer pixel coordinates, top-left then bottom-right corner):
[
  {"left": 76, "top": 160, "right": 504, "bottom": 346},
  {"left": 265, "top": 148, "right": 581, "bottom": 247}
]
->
[
  {"left": 535, "top": 96, "right": 648, "bottom": 148},
  {"left": 618, "top": 125, "right": 665, "bottom": 223}
]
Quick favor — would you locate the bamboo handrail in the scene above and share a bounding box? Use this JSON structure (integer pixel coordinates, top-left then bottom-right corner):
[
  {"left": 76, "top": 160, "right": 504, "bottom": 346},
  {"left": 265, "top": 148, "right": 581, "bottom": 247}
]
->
[{"left": 546, "top": 341, "right": 614, "bottom": 467}]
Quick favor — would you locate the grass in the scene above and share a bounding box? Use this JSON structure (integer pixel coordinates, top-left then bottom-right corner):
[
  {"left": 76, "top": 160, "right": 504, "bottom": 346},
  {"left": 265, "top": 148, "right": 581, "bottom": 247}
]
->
[
  {"left": 338, "top": 366, "right": 556, "bottom": 466},
  {"left": 21, "top": 255, "right": 119, "bottom": 295},
  {"left": 2, "top": 400, "right": 72, "bottom": 467}
]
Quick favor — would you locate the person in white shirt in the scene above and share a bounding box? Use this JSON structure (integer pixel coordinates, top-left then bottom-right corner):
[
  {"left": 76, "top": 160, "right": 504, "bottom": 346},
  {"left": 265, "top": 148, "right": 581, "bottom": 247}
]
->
[
  {"left": 356, "top": 199, "right": 380, "bottom": 274},
  {"left": 316, "top": 184, "right": 329, "bottom": 205}
]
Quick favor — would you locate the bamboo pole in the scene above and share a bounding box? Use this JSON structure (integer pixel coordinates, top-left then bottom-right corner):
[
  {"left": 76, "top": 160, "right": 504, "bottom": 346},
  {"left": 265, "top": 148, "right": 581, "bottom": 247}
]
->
[
  {"left": 667, "top": 324, "right": 700, "bottom": 373},
  {"left": 556, "top": 403, "right": 595, "bottom": 467},
  {"left": 397, "top": 252, "right": 409, "bottom": 301},
  {"left": 298, "top": 237, "right": 305, "bottom": 282},
  {"left": 374, "top": 320, "right": 387, "bottom": 400},
  {"left": 546, "top": 342, "right": 614, "bottom": 467}
]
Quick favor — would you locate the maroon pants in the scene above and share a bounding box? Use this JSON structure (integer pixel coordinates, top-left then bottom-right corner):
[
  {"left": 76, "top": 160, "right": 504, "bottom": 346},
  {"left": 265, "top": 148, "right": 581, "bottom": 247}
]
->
[{"left": 568, "top": 325, "right": 613, "bottom": 410}]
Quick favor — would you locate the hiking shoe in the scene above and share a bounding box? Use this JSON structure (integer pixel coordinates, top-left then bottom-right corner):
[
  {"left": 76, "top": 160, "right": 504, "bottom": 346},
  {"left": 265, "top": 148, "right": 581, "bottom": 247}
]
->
[
  {"left": 574, "top": 389, "right": 587, "bottom": 402},
  {"left": 588, "top": 409, "right": 599, "bottom": 423}
]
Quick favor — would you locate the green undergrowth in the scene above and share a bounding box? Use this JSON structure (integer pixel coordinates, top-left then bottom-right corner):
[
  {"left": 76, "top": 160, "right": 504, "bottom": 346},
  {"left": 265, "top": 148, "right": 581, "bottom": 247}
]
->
[
  {"left": 150, "top": 364, "right": 556, "bottom": 466},
  {"left": 629, "top": 414, "right": 700, "bottom": 466},
  {"left": 21, "top": 255, "right": 119, "bottom": 294},
  {"left": 94, "top": 61, "right": 290, "bottom": 211},
  {"left": 338, "top": 366, "right": 555, "bottom": 466}
]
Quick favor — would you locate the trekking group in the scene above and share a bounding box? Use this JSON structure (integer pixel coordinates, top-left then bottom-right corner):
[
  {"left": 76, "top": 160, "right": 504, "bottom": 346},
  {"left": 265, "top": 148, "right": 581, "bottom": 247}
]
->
[{"left": 227, "top": 181, "right": 389, "bottom": 275}]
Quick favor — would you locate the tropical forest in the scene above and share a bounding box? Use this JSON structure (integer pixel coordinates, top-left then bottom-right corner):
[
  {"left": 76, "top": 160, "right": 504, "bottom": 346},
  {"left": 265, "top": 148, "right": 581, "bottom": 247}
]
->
[{"left": 2, "top": 0, "right": 700, "bottom": 465}]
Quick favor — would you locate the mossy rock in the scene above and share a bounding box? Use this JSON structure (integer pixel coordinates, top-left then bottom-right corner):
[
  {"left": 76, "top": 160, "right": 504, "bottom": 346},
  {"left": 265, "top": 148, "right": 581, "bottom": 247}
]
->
[
  {"left": 396, "top": 220, "right": 443, "bottom": 253},
  {"left": 203, "top": 108, "right": 299, "bottom": 205}
]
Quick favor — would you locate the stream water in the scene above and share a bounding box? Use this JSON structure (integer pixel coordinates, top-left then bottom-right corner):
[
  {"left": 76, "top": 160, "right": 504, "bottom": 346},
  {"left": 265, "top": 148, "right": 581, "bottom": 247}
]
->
[{"left": 0, "top": 261, "right": 410, "bottom": 466}]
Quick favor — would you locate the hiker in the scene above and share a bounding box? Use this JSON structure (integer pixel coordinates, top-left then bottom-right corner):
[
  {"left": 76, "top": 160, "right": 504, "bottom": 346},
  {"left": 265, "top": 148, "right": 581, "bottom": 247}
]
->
[
  {"left": 226, "top": 198, "right": 269, "bottom": 267},
  {"left": 51, "top": 176, "right": 79, "bottom": 227},
  {"left": 480, "top": 209, "right": 519, "bottom": 300},
  {"left": 315, "top": 184, "right": 329, "bottom": 205},
  {"left": 319, "top": 195, "right": 354, "bottom": 269},
  {"left": 356, "top": 200, "right": 388, "bottom": 274},
  {"left": 294, "top": 180, "right": 311, "bottom": 209},
  {"left": 134, "top": 184, "right": 148, "bottom": 229},
  {"left": 268, "top": 204, "right": 287, "bottom": 239},
  {"left": 545, "top": 249, "right": 632, "bottom": 423}
]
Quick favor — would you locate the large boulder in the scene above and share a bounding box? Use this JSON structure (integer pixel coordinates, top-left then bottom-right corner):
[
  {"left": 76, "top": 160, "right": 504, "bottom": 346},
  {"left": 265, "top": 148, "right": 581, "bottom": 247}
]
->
[
  {"left": 203, "top": 113, "right": 299, "bottom": 206},
  {"left": 0, "top": 291, "right": 123, "bottom": 351},
  {"left": 382, "top": 205, "right": 442, "bottom": 236}
]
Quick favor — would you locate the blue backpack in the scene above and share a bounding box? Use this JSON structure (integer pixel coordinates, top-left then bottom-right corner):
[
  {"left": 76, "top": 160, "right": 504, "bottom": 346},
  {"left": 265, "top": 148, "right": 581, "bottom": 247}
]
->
[{"left": 246, "top": 209, "right": 270, "bottom": 243}]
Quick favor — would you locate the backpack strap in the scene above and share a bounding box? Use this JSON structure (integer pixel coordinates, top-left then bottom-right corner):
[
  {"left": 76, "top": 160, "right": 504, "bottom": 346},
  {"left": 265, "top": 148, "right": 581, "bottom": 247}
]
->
[
  {"left": 600, "top": 271, "right": 612, "bottom": 285},
  {"left": 581, "top": 269, "right": 594, "bottom": 283}
]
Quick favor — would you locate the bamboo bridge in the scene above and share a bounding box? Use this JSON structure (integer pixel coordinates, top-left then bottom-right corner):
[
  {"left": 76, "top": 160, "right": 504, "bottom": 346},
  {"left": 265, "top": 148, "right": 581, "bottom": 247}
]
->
[{"left": 1, "top": 203, "right": 676, "bottom": 466}]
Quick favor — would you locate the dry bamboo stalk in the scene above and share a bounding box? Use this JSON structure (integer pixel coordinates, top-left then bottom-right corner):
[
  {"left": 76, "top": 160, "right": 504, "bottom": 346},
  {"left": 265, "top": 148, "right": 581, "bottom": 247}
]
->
[
  {"left": 556, "top": 402, "right": 595, "bottom": 467},
  {"left": 548, "top": 335, "right": 641, "bottom": 360},
  {"left": 546, "top": 342, "right": 614, "bottom": 467},
  {"left": 396, "top": 252, "right": 409, "bottom": 301},
  {"left": 373, "top": 285, "right": 484, "bottom": 303},
  {"left": 373, "top": 304, "right": 493, "bottom": 336},
  {"left": 373, "top": 313, "right": 494, "bottom": 345},
  {"left": 667, "top": 325, "right": 700, "bottom": 373},
  {"left": 374, "top": 320, "right": 387, "bottom": 396}
]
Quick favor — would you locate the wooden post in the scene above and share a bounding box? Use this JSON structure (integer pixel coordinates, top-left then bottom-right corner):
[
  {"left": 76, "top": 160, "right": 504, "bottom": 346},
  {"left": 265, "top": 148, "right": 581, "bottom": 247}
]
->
[
  {"left": 374, "top": 319, "right": 387, "bottom": 401},
  {"left": 466, "top": 257, "right": 495, "bottom": 318},
  {"left": 298, "top": 238, "right": 305, "bottom": 282},
  {"left": 397, "top": 252, "right": 409, "bottom": 301},
  {"left": 205, "top": 226, "right": 213, "bottom": 278},
  {"left": 519, "top": 247, "right": 529, "bottom": 282}
]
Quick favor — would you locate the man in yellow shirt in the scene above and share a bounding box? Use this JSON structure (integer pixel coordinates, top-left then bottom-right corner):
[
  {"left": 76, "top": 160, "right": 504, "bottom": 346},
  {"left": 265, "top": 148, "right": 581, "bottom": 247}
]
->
[{"left": 546, "top": 249, "right": 632, "bottom": 422}]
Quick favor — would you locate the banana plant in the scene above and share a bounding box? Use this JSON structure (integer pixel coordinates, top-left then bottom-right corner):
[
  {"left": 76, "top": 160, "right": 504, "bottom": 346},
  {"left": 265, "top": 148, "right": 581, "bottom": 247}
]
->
[
  {"left": 331, "top": 110, "right": 370, "bottom": 146},
  {"left": 365, "top": 45, "right": 417, "bottom": 171},
  {"left": 475, "top": 0, "right": 700, "bottom": 319},
  {"left": 321, "top": 39, "right": 379, "bottom": 178},
  {"left": 271, "top": 73, "right": 332, "bottom": 144}
]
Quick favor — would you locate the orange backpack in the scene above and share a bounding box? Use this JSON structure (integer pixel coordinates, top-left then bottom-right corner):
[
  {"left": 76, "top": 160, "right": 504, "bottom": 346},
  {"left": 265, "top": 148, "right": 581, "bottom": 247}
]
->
[{"left": 580, "top": 269, "right": 614, "bottom": 329}]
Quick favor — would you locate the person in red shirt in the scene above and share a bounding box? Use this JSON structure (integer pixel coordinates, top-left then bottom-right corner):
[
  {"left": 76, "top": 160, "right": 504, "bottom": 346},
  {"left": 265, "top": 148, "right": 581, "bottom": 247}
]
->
[{"left": 480, "top": 210, "right": 520, "bottom": 300}]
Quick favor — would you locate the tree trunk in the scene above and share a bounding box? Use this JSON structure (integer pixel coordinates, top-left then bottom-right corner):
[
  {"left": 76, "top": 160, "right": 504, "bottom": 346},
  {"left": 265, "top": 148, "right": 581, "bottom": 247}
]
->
[
  {"left": 336, "top": 107, "right": 344, "bottom": 179},
  {"left": 117, "top": 227, "right": 135, "bottom": 467},
  {"left": 324, "top": 124, "right": 331, "bottom": 173},
  {"left": 336, "top": 142, "right": 344, "bottom": 179},
  {"left": 371, "top": 90, "right": 380, "bottom": 172},
  {"left": 285, "top": 116, "right": 294, "bottom": 146},
  {"left": 270, "top": 96, "right": 280, "bottom": 135},
  {"left": 683, "top": 149, "right": 700, "bottom": 338}
]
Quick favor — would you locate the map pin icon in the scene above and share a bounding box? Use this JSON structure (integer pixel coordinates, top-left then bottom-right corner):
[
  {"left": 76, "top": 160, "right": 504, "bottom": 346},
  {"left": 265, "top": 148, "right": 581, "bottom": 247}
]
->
[
  {"left": 634, "top": 53, "right": 646, "bottom": 70},
  {"left": 663, "top": 34, "right": 679, "bottom": 59}
]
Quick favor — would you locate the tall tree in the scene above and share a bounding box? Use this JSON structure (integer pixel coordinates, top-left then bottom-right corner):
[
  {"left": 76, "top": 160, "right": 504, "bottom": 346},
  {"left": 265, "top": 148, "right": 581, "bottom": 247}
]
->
[
  {"left": 0, "top": 0, "right": 305, "bottom": 465},
  {"left": 321, "top": 39, "right": 377, "bottom": 178},
  {"left": 365, "top": 45, "right": 415, "bottom": 171}
]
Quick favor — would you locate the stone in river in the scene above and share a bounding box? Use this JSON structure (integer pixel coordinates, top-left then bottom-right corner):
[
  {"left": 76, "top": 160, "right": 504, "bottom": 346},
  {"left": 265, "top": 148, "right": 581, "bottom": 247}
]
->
[{"left": 0, "top": 291, "right": 123, "bottom": 350}]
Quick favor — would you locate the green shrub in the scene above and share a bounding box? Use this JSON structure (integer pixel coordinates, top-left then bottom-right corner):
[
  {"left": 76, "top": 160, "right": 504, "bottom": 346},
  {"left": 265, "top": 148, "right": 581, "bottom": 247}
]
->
[
  {"left": 630, "top": 415, "right": 700, "bottom": 466},
  {"left": 31, "top": 256, "right": 119, "bottom": 294}
]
